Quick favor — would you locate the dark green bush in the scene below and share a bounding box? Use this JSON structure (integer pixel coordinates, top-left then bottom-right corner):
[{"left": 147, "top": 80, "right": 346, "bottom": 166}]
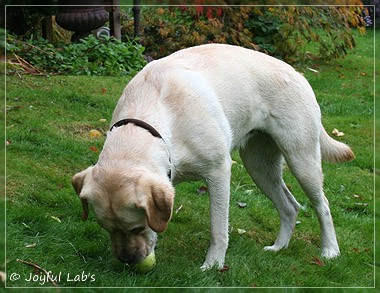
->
[
  {"left": 123, "top": 6, "right": 254, "bottom": 60},
  {"left": 6, "top": 34, "right": 147, "bottom": 76},
  {"left": 122, "top": 5, "right": 365, "bottom": 63},
  {"left": 246, "top": 6, "right": 365, "bottom": 62}
]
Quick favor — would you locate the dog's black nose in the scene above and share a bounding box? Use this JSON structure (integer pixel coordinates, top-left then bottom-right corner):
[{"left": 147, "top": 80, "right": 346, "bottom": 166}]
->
[{"left": 118, "top": 253, "right": 142, "bottom": 264}]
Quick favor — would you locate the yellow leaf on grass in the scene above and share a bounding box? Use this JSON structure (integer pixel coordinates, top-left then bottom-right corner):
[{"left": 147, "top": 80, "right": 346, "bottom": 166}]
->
[
  {"left": 237, "top": 229, "right": 246, "bottom": 235},
  {"left": 89, "top": 129, "right": 102, "bottom": 138},
  {"left": 332, "top": 128, "right": 345, "bottom": 137},
  {"left": 50, "top": 216, "right": 61, "bottom": 223}
]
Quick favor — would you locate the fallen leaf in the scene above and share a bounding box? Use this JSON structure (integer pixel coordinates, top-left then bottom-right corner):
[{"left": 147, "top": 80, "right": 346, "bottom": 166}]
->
[
  {"left": 175, "top": 205, "right": 183, "bottom": 214},
  {"left": 332, "top": 128, "right": 345, "bottom": 137},
  {"left": 237, "top": 228, "right": 246, "bottom": 235},
  {"left": 310, "top": 256, "right": 325, "bottom": 266},
  {"left": 89, "top": 129, "right": 102, "bottom": 138},
  {"left": 237, "top": 202, "right": 247, "bottom": 208},
  {"left": 218, "top": 265, "right": 229, "bottom": 272},
  {"left": 89, "top": 146, "right": 99, "bottom": 153},
  {"left": 99, "top": 118, "right": 107, "bottom": 123},
  {"left": 353, "top": 194, "right": 363, "bottom": 200},
  {"left": 354, "top": 202, "right": 368, "bottom": 206},
  {"left": 306, "top": 67, "right": 319, "bottom": 73},
  {"left": 50, "top": 216, "right": 61, "bottom": 223},
  {"left": 352, "top": 247, "right": 370, "bottom": 253},
  {"left": 101, "top": 88, "right": 107, "bottom": 93}
]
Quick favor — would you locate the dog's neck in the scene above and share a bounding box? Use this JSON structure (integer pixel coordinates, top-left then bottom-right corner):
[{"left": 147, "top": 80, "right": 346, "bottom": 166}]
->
[
  {"left": 97, "top": 119, "right": 173, "bottom": 181},
  {"left": 110, "top": 118, "right": 172, "bottom": 180}
]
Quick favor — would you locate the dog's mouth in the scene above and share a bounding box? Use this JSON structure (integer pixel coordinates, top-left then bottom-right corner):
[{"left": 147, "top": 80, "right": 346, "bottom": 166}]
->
[
  {"left": 116, "top": 251, "right": 144, "bottom": 264},
  {"left": 110, "top": 232, "right": 157, "bottom": 265},
  {"left": 114, "top": 246, "right": 156, "bottom": 264}
]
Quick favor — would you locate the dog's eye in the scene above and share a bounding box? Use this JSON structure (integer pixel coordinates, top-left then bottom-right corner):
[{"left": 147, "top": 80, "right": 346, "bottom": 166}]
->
[{"left": 130, "top": 226, "right": 145, "bottom": 234}]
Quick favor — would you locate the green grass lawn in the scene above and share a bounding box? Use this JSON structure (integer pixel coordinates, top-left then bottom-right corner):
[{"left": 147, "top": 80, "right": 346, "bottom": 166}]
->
[{"left": 4, "top": 29, "right": 375, "bottom": 290}]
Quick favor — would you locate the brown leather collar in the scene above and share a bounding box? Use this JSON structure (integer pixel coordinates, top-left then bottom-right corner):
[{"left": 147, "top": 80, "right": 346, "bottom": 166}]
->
[
  {"left": 109, "top": 118, "right": 172, "bottom": 180},
  {"left": 110, "top": 118, "right": 162, "bottom": 139}
]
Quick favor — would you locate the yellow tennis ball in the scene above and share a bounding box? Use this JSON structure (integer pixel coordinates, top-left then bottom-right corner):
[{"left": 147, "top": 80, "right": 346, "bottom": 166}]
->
[{"left": 135, "top": 252, "right": 156, "bottom": 273}]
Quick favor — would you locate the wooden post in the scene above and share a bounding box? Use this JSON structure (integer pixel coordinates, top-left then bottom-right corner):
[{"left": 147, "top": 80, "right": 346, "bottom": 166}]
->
[
  {"left": 132, "top": 0, "right": 140, "bottom": 38},
  {"left": 42, "top": 16, "right": 53, "bottom": 43},
  {"left": 109, "top": 0, "right": 121, "bottom": 40}
]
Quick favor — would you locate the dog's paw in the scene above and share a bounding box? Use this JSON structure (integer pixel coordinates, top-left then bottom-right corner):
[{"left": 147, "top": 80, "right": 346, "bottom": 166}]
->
[
  {"left": 263, "top": 244, "right": 284, "bottom": 252},
  {"left": 201, "top": 245, "right": 226, "bottom": 271},
  {"left": 200, "top": 260, "right": 224, "bottom": 271},
  {"left": 200, "top": 263, "right": 211, "bottom": 271},
  {"left": 321, "top": 247, "right": 340, "bottom": 259}
]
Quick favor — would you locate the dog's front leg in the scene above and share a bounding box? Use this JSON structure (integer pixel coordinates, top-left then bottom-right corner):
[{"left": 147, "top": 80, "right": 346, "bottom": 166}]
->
[{"left": 201, "top": 158, "right": 232, "bottom": 270}]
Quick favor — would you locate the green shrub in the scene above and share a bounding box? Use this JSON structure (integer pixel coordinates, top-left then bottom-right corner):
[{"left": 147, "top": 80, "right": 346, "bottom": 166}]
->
[
  {"left": 122, "top": 5, "right": 365, "bottom": 63},
  {"left": 6, "top": 34, "right": 147, "bottom": 76},
  {"left": 246, "top": 6, "right": 365, "bottom": 63},
  {"left": 123, "top": 6, "right": 254, "bottom": 60}
]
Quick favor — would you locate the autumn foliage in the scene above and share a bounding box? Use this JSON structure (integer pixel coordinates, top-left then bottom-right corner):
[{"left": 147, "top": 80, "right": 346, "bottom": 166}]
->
[{"left": 122, "top": 3, "right": 366, "bottom": 63}]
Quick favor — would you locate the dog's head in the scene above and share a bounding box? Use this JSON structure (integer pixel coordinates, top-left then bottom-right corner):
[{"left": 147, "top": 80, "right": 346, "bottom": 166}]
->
[{"left": 72, "top": 166, "right": 174, "bottom": 264}]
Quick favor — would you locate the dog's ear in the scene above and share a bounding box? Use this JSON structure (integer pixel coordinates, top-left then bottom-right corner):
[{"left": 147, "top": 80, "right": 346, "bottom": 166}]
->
[
  {"left": 136, "top": 173, "right": 175, "bottom": 233},
  {"left": 72, "top": 167, "right": 93, "bottom": 221}
]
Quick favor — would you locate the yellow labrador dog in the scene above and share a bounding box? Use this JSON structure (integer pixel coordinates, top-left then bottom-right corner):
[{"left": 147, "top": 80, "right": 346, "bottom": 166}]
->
[{"left": 72, "top": 44, "right": 354, "bottom": 270}]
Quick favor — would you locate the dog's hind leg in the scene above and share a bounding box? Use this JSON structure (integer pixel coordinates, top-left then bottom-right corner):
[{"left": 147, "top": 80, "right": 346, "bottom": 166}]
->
[
  {"left": 239, "top": 132, "right": 300, "bottom": 252},
  {"left": 281, "top": 140, "right": 340, "bottom": 259}
]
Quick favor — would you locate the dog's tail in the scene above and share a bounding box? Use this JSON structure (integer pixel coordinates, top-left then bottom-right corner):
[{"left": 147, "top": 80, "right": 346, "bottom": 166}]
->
[{"left": 320, "top": 128, "right": 355, "bottom": 163}]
